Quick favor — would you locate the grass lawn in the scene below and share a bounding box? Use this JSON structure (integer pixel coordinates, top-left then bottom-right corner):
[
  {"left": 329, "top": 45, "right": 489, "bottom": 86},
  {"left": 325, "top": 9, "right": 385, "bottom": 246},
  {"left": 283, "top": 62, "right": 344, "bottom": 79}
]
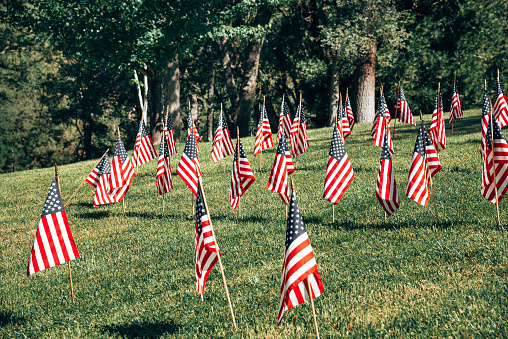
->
[{"left": 0, "top": 108, "right": 507, "bottom": 338}]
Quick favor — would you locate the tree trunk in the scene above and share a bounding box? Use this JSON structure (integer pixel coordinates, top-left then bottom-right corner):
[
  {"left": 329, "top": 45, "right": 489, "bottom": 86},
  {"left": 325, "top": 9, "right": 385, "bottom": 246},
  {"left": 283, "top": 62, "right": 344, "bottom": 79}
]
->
[
  {"left": 150, "top": 71, "right": 164, "bottom": 144},
  {"left": 165, "top": 57, "right": 181, "bottom": 142},
  {"left": 328, "top": 51, "right": 340, "bottom": 126},
  {"left": 264, "top": 96, "right": 278, "bottom": 133},
  {"left": 219, "top": 37, "right": 240, "bottom": 113},
  {"left": 191, "top": 93, "right": 199, "bottom": 130},
  {"left": 206, "top": 66, "right": 215, "bottom": 142},
  {"left": 352, "top": 41, "right": 377, "bottom": 123}
]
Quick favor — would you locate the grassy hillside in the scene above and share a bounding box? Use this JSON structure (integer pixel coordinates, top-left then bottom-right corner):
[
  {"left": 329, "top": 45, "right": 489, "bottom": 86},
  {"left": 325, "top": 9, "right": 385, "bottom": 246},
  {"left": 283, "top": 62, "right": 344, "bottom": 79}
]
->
[{"left": 1, "top": 109, "right": 507, "bottom": 338}]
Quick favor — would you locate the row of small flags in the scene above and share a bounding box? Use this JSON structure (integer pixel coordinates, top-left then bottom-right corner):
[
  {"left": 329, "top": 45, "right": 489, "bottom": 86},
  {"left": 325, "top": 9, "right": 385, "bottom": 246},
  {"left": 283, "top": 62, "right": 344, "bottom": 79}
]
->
[{"left": 25, "top": 74, "right": 508, "bottom": 335}]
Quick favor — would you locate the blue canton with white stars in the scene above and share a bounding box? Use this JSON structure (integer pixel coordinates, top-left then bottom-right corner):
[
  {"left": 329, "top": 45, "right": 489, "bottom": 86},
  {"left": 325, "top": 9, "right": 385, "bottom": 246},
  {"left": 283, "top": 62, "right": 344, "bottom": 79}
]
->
[
  {"left": 497, "top": 78, "right": 505, "bottom": 98},
  {"left": 413, "top": 124, "right": 426, "bottom": 157},
  {"left": 282, "top": 102, "right": 290, "bottom": 116},
  {"left": 183, "top": 128, "right": 199, "bottom": 160},
  {"left": 159, "top": 135, "right": 170, "bottom": 158},
  {"left": 234, "top": 140, "right": 247, "bottom": 162},
  {"left": 165, "top": 114, "right": 173, "bottom": 130},
  {"left": 399, "top": 87, "right": 407, "bottom": 101},
  {"left": 114, "top": 136, "right": 128, "bottom": 164},
  {"left": 187, "top": 110, "right": 193, "bottom": 129},
  {"left": 434, "top": 92, "right": 443, "bottom": 111},
  {"left": 299, "top": 104, "right": 306, "bottom": 123},
  {"left": 422, "top": 125, "right": 433, "bottom": 149},
  {"left": 139, "top": 120, "right": 150, "bottom": 138},
  {"left": 41, "top": 178, "right": 64, "bottom": 217},
  {"left": 381, "top": 135, "right": 392, "bottom": 160},
  {"left": 221, "top": 113, "right": 229, "bottom": 130},
  {"left": 482, "top": 90, "right": 491, "bottom": 117},
  {"left": 285, "top": 191, "right": 307, "bottom": 250},
  {"left": 276, "top": 135, "right": 288, "bottom": 155},
  {"left": 329, "top": 125, "right": 346, "bottom": 161},
  {"left": 195, "top": 187, "right": 207, "bottom": 235},
  {"left": 97, "top": 154, "right": 111, "bottom": 175}
]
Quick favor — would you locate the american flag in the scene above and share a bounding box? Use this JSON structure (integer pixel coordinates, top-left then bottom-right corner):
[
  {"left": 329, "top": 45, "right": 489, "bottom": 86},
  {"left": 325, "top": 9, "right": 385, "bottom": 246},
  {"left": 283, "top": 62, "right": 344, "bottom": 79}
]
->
[
  {"left": 290, "top": 101, "right": 309, "bottom": 157},
  {"left": 281, "top": 133, "right": 295, "bottom": 174},
  {"left": 277, "top": 100, "right": 292, "bottom": 144},
  {"left": 345, "top": 92, "right": 355, "bottom": 131},
  {"left": 371, "top": 94, "right": 394, "bottom": 154},
  {"left": 375, "top": 134, "right": 400, "bottom": 216},
  {"left": 494, "top": 76, "right": 508, "bottom": 128},
  {"left": 164, "top": 113, "right": 177, "bottom": 156},
  {"left": 397, "top": 87, "right": 416, "bottom": 126},
  {"left": 481, "top": 92, "right": 508, "bottom": 203},
  {"left": 85, "top": 155, "right": 109, "bottom": 188},
  {"left": 156, "top": 134, "right": 173, "bottom": 196},
  {"left": 323, "top": 125, "right": 354, "bottom": 204},
  {"left": 230, "top": 140, "right": 255, "bottom": 209},
  {"left": 266, "top": 135, "right": 292, "bottom": 204},
  {"left": 177, "top": 121, "right": 201, "bottom": 196},
  {"left": 187, "top": 111, "right": 201, "bottom": 152},
  {"left": 93, "top": 153, "right": 116, "bottom": 207},
  {"left": 429, "top": 90, "right": 446, "bottom": 151},
  {"left": 195, "top": 183, "right": 219, "bottom": 302},
  {"left": 406, "top": 122, "right": 441, "bottom": 207},
  {"left": 254, "top": 105, "right": 274, "bottom": 157},
  {"left": 108, "top": 135, "right": 135, "bottom": 203},
  {"left": 27, "top": 177, "right": 79, "bottom": 277},
  {"left": 339, "top": 101, "right": 351, "bottom": 139},
  {"left": 133, "top": 119, "right": 157, "bottom": 168},
  {"left": 211, "top": 111, "right": 235, "bottom": 163},
  {"left": 449, "top": 81, "right": 463, "bottom": 124},
  {"left": 278, "top": 190, "right": 324, "bottom": 324},
  {"left": 481, "top": 90, "right": 491, "bottom": 156}
]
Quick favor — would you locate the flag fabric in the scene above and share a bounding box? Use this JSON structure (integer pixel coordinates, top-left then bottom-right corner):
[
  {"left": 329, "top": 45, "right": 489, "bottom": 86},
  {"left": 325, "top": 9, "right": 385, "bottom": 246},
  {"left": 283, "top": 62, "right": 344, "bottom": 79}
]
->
[
  {"left": 85, "top": 155, "right": 108, "bottom": 188},
  {"left": 187, "top": 111, "right": 201, "bottom": 152},
  {"left": 195, "top": 183, "right": 219, "bottom": 302},
  {"left": 108, "top": 136, "right": 135, "bottom": 202},
  {"left": 339, "top": 102, "right": 351, "bottom": 139},
  {"left": 481, "top": 90, "right": 491, "bottom": 156},
  {"left": 371, "top": 94, "right": 394, "bottom": 154},
  {"left": 177, "top": 122, "right": 201, "bottom": 196},
  {"left": 278, "top": 190, "right": 324, "bottom": 325},
  {"left": 133, "top": 119, "right": 157, "bottom": 167},
  {"left": 290, "top": 102, "right": 309, "bottom": 157},
  {"left": 254, "top": 105, "right": 274, "bottom": 157},
  {"left": 323, "top": 125, "right": 354, "bottom": 204},
  {"left": 397, "top": 87, "right": 416, "bottom": 126},
  {"left": 429, "top": 91, "right": 446, "bottom": 151},
  {"left": 266, "top": 135, "right": 292, "bottom": 204},
  {"left": 494, "top": 76, "right": 508, "bottom": 128},
  {"left": 281, "top": 133, "right": 295, "bottom": 174},
  {"left": 230, "top": 140, "right": 255, "bottom": 209},
  {"left": 277, "top": 100, "right": 292, "bottom": 144},
  {"left": 27, "top": 178, "right": 79, "bottom": 277},
  {"left": 375, "top": 134, "right": 400, "bottom": 215},
  {"left": 345, "top": 92, "right": 355, "bottom": 131},
  {"left": 93, "top": 154, "right": 116, "bottom": 207},
  {"left": 211, "top": 111, "right": 234, "bottom": 163},
  {"left": 156, "top": 135, "right": 173, "bottom": 196},
  {"left": 449, "top": 81, "right": 463, "bottom": 124},
  {"left": 164, "top": 114, "right": 177, "bottom": 156}
]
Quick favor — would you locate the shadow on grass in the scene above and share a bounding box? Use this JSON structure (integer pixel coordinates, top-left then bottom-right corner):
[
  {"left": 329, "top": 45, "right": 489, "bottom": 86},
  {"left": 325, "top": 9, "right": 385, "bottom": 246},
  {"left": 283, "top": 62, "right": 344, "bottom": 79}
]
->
[
  {"left": 100, "top": 319, "right": 181, "bottom": 339},
  {"left": 125, "top": 210, "right": 190, "bottom": 221},
  {"left": 75, "top": 210, "right": 111, "bottom": 219},
  {"left": 0, "top": 310, "right": 25, "bottom": 327},
  {"left": 329, "top": 219, "right": 456, "bottom": 231}
]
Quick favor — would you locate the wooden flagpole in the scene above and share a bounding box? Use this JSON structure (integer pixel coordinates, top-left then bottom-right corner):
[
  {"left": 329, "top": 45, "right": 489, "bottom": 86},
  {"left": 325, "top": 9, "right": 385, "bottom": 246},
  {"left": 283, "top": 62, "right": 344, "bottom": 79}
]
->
[
  {"left": 55, "top": 163, "right": 75, "bottom": 304},
  {"left": 420, "top": 111, "right": 439, "bottom": 223},
  {"left": 487, "top": 84, "right": 502, "bottom": 226},
  {"left": 393, "top": 81, "right": 400, "bottom": 135},
  {"left": 236, "top": 126, "right": 241, "bottom": 218},
  {"left": 196, "top": 168, "right": 237, "bottom": 328},
  {"left": 117, "top": 127, "right": 126, "bottom": 214},
  {"left": 64, "top": 149, "right": 109, "bottom": 208}
]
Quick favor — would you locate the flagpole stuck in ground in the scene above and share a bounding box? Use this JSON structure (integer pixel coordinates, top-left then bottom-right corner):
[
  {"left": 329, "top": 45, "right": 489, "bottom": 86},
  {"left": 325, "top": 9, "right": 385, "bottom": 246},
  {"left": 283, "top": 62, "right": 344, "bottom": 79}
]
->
[
  {"left": 420, "top": 111, "right": 439, "bottom": 223},
  {"left": 64, "top": 149, "right": 109, "bottom": 208},
  {"left": 55, "top": 163, "right": 76, "bottom": 304},
  {"left": 196, "top": 166, "right": 237, "bottom": 328},
  {"left": 487, "top": 86, "right": 502, "bottom": 226}
]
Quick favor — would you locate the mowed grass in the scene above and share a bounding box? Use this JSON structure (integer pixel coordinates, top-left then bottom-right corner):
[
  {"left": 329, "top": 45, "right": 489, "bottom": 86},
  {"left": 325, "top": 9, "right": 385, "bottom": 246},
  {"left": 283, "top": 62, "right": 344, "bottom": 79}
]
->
[{"left": 0, "top": 109, "right": 507, "bottom": 338}]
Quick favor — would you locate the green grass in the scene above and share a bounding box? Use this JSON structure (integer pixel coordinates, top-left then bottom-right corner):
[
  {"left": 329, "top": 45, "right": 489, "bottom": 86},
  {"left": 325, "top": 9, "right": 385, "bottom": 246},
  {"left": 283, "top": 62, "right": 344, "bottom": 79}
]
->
[{"left": 1, "top": 109, "right": 507, "bottom": 338}]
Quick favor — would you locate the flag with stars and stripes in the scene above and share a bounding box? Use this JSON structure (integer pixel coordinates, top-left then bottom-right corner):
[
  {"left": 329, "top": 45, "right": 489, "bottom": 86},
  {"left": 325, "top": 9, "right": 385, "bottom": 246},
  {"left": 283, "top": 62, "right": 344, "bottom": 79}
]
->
[
  {"left": 277, "top": 99, "right": 292, "bottom": 144},
  {"left": 278, "top": 190, "right": 324, "bottom": 325},
  {"left": 323, "top": 125, "right": 354, "bottom": 204},
  {"left": 371, "top": 94, "right": 394, "bottom": 154},
  {"left": 211, "top": 111, "right": 234, "bottom": 163},
  {"left": 429, "top": 90, "right": 446, "bottom": 151},
  {"left": 108, "top": 135, "right": 135, "bottom": 202},
  {"left": 449, "top": 81, "right": 463, "bottom": 124},
  {"left": 85, "top": 155, "right": 109, "bottom": 188},
  {"left": 290, "top": 101, "right": 309, "bottom": 157},
  {"left": 156, "top": 134, "right": 173, "bottom": 196},
  {"left": 494, "top": 76, "right": 508, "bottom": 128},
  {"left": 187, "top": 111, "right": 201, "bottom": 152},
  {"left": 230, "top": 140, "right": 255, "bottom": 209},
  {"left": 27, "top": 177, "right": 79, "bottom": 277},
  {"left": 376, "top": 134, "right": 400, "bottom": 215},
  {"left": 345, "top": 92, "right": 355, "bottom": 131},
  {"left": 93, "top": 153, "right": 116, "bottom": 207},
  {"left": 254, "top": 104, "right": 274, "bottom": 157},
  {"left": 164, "top": 113, "right": 177, "bottom": 156},
  {"left": 339, "top": 101, "right": 351, "bottom": 139},
  {"left": 397, "top": 87, "right": 416, "bottom": 126},
  {"left": 177, "top": 121, "right": 201, "bottom": 196},
  {"left": 133, "top": 119, "right": 157, "bottom": 168},
  {"left": 481, "top": 90, "right": 492, "bottom": 156},
  {"left": 195, "top": 183, "right": 220, "bottom": 302},
  {"left": 266, "top": 135, "right": 293, "bottom": 204}
]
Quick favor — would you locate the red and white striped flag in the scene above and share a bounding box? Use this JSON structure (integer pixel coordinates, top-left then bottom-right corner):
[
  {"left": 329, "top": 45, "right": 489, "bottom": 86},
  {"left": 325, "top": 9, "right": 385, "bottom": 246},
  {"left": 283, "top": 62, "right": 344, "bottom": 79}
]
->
[
  {"left": 156, "top": 135, "right": 173, "bottom": 196},
  {"left": 494, "top": 76, "right": 508, "bottom": 128},
  {"left": 290, "top": 101, "right": 309, "bottom": 157},
  {"left": 195, "top": 183, "right": 219, "bottom": 302},
  {"left": 277, "top": 99, "right": 292, "bottom": 144},
  {"left": 397, "top": 87, "right": 416, "bottom": 126},
  {"left": 133, "top": 119, "right": 157, "bottom": 168},
  {"left": 92, "top": 154, "right": 116, "bottom": 207},
  {"left": 375, "top": 134, "right": 400, "bottom": 216},
  {"left": 278, "top": 190, "right": 324, "bottom": 324},
  {"left": 339, "top": 102, "right": 351, "bottom": 139},
  {"left": 85, "top": 155, "right": 109, "bottom": 188},
  {"left": 266, "top": 135, "right": 292, "bottom": 204},
  {"left": 27, "top": 177, "right": 79, "bottom": 277},
  {"left": 177, "top": 122, "right": 201, "bottom": 196},
  {"left": 371, "top": 94, "right": 394, "bottom": 154},
  {"left": 108, "top": 136, "right": 135, "bottom": 203},
  {"left": 429, "top": 90, "right": 446, "bottom": 151},
  {"left": 254, "top": 105, "right": 273, "bottom": 157},
  {"left": 187, "top": 111, "right": 201, "bottom": 152},
  {"left": 211, "top": 111, "right": 234, "bottom": 163},
  {"left": 345, "top": 92, "right": 355, "bottom": 131},
  {"left": 481, "top": 90, "right": 491, "bottom": 156},
  {"left": 449, "top": 81, "right": 463, "bottom": 124},
  {"left": 164, "top": 113, "right": 177, "bottom": 156},
  {"left": 323, "top": 125, "right": 354, "bottom": 204},
  {"left": 230, "top": 140, "right": 255, "bottom": 209}
]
